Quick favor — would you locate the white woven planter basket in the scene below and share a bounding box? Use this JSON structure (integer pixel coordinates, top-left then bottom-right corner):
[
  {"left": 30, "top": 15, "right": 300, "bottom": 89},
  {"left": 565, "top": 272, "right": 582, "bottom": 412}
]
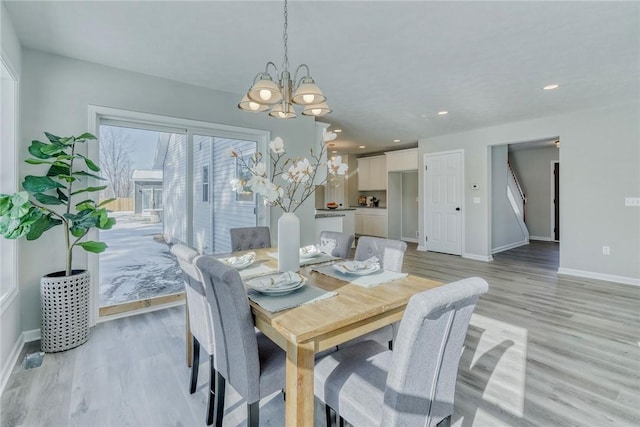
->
[{"left": 40, "top": 270, "right": 90, "bottom": 353}]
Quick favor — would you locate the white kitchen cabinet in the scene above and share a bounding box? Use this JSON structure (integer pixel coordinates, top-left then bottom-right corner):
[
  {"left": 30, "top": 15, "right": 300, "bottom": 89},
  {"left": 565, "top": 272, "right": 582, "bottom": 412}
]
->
[
  {"left": 357, "top": 155, "right": 387, "bottom": 191},
  {"left": 355, "top": 208, "right": 387, "bottom": 238},
  {"left": 386, "top": 148, "right": 418, "bottom": 172}
]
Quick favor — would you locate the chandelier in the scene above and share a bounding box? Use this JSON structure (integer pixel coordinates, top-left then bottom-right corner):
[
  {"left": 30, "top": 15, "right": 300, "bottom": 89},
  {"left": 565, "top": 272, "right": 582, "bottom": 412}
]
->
[{"left": 238, "top": 0, "right": 331, "bottom": 119}]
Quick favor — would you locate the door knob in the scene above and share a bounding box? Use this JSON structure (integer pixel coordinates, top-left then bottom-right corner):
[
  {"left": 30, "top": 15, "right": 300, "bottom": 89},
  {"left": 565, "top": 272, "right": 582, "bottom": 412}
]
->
[{"left": 455, "top": 207, "right": 461, "bottom": 211}]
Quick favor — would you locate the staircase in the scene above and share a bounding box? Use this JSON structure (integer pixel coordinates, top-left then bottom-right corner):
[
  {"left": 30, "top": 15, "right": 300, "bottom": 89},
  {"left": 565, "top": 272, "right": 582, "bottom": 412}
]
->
[{"left": 507, "top": 161, "right": 529, "bottom": 240}]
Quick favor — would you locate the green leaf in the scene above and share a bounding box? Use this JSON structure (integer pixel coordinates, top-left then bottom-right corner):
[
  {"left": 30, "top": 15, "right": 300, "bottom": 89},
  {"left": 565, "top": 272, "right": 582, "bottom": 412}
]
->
[
  {"left": 28, "top": 140, "right": 52, "bottom": 159},
  {"left": 56, "top": 188, "right": 68, "bottom": 202},
  {"left": 0, "top": 195, "right": 13, "bottom": 215},
  {"left": 11, "top": 191, "right": 30, "bottom": 207},
  {"left": 72, "top": 171, "right": 105, "bottom": 180},
  {"left": 33, "top": 192, "right": 64, "bottom": 205},
  {"left": 22, "top": 175, "right": 65, "bottom": 193},
  {"left": 44, "top": 132, "right": 62, "bottom": 145},
  {"left": 25, "top": 158, "right": 53, "bottom": 165},
  {"left": 98, "top": 198, "right": 116, "bottom": 207},
  {"left": 75, "top": 200, "right": 95, "bottom": 211},
  {"left": 47, "top": 164, "right": 71, "bottom": 177},
  {"left": 99, "top": 217, "right": 116, "bottom": 230},
  {"left": 40, "top": 144, "right": 66, "bottom": 156},
  {"left": 71, "top": 186, "right": 107, "bottom": 196},
  {"left": 77, "top": 241, "right": 107, "bottom": 253},
  {"left": 77, "top": 154, "right": 100, "bottom": 172},
  {"left": 26, "top": 214, "right": 62, "bottom": 240},
  {"left": 76, "top": 132, "right": 96, "bottom": 141}
]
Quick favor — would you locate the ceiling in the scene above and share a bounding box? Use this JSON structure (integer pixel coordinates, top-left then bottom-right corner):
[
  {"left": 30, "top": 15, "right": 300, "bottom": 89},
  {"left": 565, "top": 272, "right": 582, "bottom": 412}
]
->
[{"left": 5, "top": 1, "right": 639, "bottom": 154}]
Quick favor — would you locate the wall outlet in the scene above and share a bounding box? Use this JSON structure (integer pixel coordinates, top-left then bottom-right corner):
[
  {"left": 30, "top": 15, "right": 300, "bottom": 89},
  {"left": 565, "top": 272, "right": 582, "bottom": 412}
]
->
[
  {"left": 602, "top": 246, "right": 610, "bottom": 255},
  {"left": 415, "top": 231, "right": 419, "bottom": 238},
  {"left": 625, "top": 197, "right": 640, "bottom": 206}
]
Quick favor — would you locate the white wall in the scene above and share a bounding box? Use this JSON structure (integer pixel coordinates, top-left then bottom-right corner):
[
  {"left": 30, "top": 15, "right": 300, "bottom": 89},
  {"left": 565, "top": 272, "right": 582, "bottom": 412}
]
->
[
  {"left": 491, "top": 145, "right": 527, "bottom": 252},
  {"left": 509, "top": 146, "right": 559, "bottom": 239},
  {"left": 419, "top": 102, "right": 640, "bottom": 283},
  {"left": 0, "top": 1, "right": 23, "bottom": 392},
  {"left": 18, "top": 49, "right": 318, "bottom": 332}
]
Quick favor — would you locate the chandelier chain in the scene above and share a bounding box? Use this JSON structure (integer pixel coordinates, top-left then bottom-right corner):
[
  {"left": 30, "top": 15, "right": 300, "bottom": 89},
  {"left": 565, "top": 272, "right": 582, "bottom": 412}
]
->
[{"left": 282, "top": 0, "right": 289, "bottom": 71}]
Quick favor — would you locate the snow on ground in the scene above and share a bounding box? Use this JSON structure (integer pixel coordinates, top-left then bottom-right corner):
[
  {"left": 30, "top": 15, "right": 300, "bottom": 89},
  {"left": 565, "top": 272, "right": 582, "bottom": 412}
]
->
[{"left": 99, "top": 211, "right": 182, "bottom": 307}]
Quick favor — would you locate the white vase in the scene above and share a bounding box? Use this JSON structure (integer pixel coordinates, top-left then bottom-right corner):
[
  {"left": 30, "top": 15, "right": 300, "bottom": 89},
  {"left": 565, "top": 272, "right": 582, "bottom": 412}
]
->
[{"left": 278, "top": 212, "right": 300, "bottom": 272}]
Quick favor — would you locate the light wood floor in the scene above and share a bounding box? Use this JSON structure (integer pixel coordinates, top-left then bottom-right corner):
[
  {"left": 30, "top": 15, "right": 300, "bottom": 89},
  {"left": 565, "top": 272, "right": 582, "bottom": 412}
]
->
[{"left": 2, "top": 241, "right": 639, "bottom": 426}]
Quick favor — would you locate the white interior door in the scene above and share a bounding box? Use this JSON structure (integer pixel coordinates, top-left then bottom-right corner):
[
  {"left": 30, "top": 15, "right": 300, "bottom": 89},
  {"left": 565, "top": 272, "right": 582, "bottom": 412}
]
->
[{"left": 424, "top": 151, "right": 463, "bottom": 255}]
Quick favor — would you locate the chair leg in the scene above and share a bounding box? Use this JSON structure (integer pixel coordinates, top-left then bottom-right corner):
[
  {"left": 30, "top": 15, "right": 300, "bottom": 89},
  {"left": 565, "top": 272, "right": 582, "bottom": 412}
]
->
[
  {"left": 325, "top": 404, "right": 333, "bottom": 427},
  {"left": 206, "top": 355, "right": 216, "bottom": 425},
  {"left": 437, "top": 415, "right": 452, "bottom": 427},
  {"left": 190, "top": 336, "right": 200, "bottom": 394},
  {"left": 213, "top": 372, "right": 226, "bottom": 427},
  {"left": 247, "top": 401, "right": 259, "bottom": 427}
]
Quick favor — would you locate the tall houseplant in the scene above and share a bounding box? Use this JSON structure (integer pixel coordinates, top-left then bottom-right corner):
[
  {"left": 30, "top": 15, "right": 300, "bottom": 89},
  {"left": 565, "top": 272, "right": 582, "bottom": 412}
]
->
[{"left": 0, "top": 131, "right": 115, "bottom": 351}]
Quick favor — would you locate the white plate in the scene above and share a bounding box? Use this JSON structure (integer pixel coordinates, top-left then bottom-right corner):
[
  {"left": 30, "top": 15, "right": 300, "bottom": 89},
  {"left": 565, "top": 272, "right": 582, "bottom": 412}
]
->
[
  {"left": 245, "top": 273, "right": 306, "bottom": 295},
  {"left": 333, "top": 262, "right": 382, "bottom": 276}
]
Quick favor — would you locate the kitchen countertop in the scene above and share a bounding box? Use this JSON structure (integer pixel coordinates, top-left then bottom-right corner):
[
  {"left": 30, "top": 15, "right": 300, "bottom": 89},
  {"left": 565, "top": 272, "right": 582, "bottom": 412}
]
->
[
  {"left": 315, "top": 208, "right": 356, "bottom": 211},
  {"left": 351, "top": 206, "right": 387, "bottom": 209},
  {"left": 315, "top": 213, "right": 346, "bottom": 219}
]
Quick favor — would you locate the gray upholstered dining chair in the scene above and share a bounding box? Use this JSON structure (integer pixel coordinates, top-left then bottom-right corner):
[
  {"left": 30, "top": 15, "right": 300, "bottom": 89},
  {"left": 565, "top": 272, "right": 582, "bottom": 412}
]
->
[
  {"left": 170, "top": 244, "right": 217, "bottom": 425},
  {"left": 315, "top": 277, "right": 489, "bottom": 427},
  {"left": 342, "top": 236, "right": 409, "bottom": 350},
  {"left": 194, "top": 255, "right": 286, "bottom": 427},
  {"left": 354, "top": 236, "right": 407, "bottom": 272},
  {"left": 229, "top": 226, "right": 271, "bottom": 251},
  {"left": 318, "top": 231, "right": 355, "bottom": 258}
]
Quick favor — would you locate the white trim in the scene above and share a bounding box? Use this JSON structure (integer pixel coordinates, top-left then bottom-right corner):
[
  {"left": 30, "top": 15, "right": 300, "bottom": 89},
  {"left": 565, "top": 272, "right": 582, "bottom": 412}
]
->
[
  {"left": 491, "top": 240, "right": 529, "bottom": 254},
  {"left": 417, "top": 245, "right": 427, "bottom": 251},
  {"left": 23, "top": 328, "right": 41, "bottom": 342},
  {"left": 0, "top": 332, "right": 23, "bottom": 394},
  {"left": 558, "top": 268, "right": 640, "bottom": 286},
  {"left": 423, "top": 149, "right": 465, "bottom": 256},
  {"left": 551, "top": 160, "right": 560, "bottom": 241},
  {"left": 97, "top": 299, "right": 185, "bottom": 323},
  {"left": 463, "top": 253, "right": 494, "bottom": 262},
  {"left": 401, "top": 237, "right": 418, "bottom": 243},
  {"left": 0, "top": 286, "right": 18, "bottom": 315},
  {"left": 530, "top": 235, "right": 553, "bottom": 241}
]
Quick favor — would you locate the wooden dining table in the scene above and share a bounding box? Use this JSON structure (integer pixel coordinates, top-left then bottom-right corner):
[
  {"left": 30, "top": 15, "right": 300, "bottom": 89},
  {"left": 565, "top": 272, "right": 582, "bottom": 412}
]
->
[{"left": 186, "top": 247, "right": 443, "bottom": 426}]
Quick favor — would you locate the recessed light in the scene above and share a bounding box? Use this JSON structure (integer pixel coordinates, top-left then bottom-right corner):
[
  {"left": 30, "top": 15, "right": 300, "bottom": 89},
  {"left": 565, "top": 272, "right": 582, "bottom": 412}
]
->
[
  {"left": 543, "top": 84, "right": 559, "bottom": 90},
  {"left": 334, "top": 129, "right": 342, "bottom": 133},
  {"left": 359, "top": 145, "right": 366, "bottom": 149},
  {"left": 331, "top": 150, "right": 337, "bottom": 154},
  {"left": 437, "top": 111, "right": 448, "bottom": 115},
  {"left": 393, "top": 139, "right": 400, "bottom": 143}
]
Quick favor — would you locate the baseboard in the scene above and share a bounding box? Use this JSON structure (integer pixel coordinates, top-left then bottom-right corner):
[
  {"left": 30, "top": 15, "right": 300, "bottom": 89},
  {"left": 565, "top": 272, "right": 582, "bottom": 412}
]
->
[
  {"left": 558, "top": 268, "right": 640, "bottom": 286},
  {"left": 401, "top": 237, "right": 418, "bottom": 243},
  {"left": 0, "top": 333, "right": 24, "bottom": 394},
  {"left": 97, "top": 299, "right": 185, "bottom": 323},
  {"left": 23, "top": 328, "right": 41, "bottom": 343},
  {"left": 530, "top": 236, "right": 553, "bottom": 241},
  {"left": 491, "top": 240, "right": 529, "bottom": 254},
  {"left": 463, "top": 253, "right": 493, "bottom": 262},
  {"left": 417, "top": 245, "right": 427, "bottom": 251}
]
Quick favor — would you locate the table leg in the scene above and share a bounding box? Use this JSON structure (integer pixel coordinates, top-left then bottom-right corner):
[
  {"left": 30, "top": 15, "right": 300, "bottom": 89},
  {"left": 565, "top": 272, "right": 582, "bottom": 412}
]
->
[{"left": 285, "top": 340, "right": 315, "bottom": 427}]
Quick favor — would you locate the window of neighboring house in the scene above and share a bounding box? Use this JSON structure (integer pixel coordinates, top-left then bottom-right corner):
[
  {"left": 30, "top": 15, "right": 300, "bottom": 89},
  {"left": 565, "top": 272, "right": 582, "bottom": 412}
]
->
[
  {"left": 202, "top": 166, "right": 209, "bottom": 202},
  {"left": 0, "top": 57, "right": 18, "bottom": 308},
  {"left": 235, "top": 151, "right": 255, "bottom": 203}
]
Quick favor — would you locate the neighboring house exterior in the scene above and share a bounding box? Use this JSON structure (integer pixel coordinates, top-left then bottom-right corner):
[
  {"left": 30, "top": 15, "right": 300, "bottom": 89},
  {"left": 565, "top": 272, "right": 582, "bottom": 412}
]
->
[
  {"left": 161, "top": 134, "right": 257, "bottom": 254},
  {"left": 131, "top": 169, "right": 163, "bottom": 215}
]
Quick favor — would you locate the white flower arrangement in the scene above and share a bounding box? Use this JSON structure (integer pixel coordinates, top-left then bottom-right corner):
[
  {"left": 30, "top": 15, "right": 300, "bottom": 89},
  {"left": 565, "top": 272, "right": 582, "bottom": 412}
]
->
[{"left": 229, "top": 129, "right": 347, "bottom": 213}]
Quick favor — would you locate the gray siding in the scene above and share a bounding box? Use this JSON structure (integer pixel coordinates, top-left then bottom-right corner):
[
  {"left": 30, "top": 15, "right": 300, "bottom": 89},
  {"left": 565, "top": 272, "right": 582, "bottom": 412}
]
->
[
  {"left": 192, "top": 135, "right": 213, "bottom": 253},
  {"left": 163, "top": 133, "right": 187, "bottom": 244}
]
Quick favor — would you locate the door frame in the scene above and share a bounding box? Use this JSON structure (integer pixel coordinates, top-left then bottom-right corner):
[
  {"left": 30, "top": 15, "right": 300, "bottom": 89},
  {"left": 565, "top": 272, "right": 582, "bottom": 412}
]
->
[
  {"left": 551, "top": 160, "right": 560, "bottom": 241},
  {"left": 87, "top": 106, "right": 270, "bottom": 326},
  {"left": 422, "top": 149, "right": 465, "bottom": 256}
]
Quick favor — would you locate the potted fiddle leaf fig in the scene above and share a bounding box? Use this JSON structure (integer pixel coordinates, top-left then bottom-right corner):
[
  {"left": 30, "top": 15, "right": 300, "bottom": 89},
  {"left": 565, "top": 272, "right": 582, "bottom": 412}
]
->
[{"left": 0, "top": 131, "right": 115, "bottom": 352}]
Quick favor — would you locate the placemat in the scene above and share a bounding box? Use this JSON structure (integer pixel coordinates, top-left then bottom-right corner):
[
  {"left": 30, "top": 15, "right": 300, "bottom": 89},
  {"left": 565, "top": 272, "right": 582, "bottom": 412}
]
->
[
  {"left": 247, "top": 283, "right": 337, "bottom": 313},
  {"left": 267, "top": 251, "right": 339, "bottom": 267},
  {"left": 312, "top": 265, "right": 409, "bottom": 288},
  {"left": 239, "top": 263, "right": 276, "bottom": 279}
]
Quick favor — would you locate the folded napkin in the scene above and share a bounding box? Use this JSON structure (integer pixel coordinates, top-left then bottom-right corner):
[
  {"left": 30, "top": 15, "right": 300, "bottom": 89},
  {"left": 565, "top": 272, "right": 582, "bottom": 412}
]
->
[
  {"left": 333, "top": 256, "right": 380, "bottom": 274},
  {"left": 300, "top": 245, "right": 321, "bottom": 257},
  {"left": 247, "top": 271, "right": 303, "bottom": 290},
  {"left": 220, "top": 252, "right": 255, "bottom": 267}
]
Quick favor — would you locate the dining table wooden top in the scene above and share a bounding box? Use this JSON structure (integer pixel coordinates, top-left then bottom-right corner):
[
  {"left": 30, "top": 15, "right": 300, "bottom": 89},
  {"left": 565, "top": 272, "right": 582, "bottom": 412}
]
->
[{"left": 237, "top": 247, "right": 444, "bottom": 426}]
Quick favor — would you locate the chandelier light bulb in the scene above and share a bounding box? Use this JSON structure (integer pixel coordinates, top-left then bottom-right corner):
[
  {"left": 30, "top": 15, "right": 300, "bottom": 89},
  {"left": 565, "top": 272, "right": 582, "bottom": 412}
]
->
[
  {"left": 260, "top": 89, "right": 272, "bottom": 101},
  {"left": 311, "top": 108, "right": 322, "bottom": 115},
  {"left": 249, "top": 102, "right": 261, "bottom": 111},
  {"left": 303, "top": 94, "right": 316, "bottom": 103}
]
